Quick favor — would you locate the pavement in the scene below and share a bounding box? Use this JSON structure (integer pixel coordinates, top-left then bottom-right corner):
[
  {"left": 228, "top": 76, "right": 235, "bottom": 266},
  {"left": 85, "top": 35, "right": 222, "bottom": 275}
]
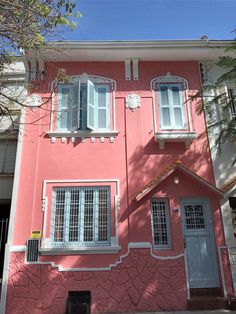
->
[{"left": 118, "top": 312, "right": 236, "bottom": 314}]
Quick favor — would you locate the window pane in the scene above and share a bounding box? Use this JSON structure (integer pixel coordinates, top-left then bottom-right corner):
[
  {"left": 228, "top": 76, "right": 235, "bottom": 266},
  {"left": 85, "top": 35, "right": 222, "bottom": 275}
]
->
[
  {"left": 98, "top": 109, "right": 106, "bottom": 128},
  {"left": 160, "top": 87, "right": 169, "bottom": 106},
  {"left": 60, "top": 110, "right": 68, "bottom": 129},
  {"left": 0, "top": 141, "right": 5, "bottom": 172},
  {"left": 97, "top": 88, "right": 107, "bottom": 108},
  {"left": 98, "top": 188, "right": 109, "bottom": 241},
  {"left": 52, "top": 187, "right": 110, "bottom": 246},
  {"left": 172, "top": 86, "right": 181, "bottom": 106},
  {"left": 83, "top": 189, "right": 94, "bottom": 242},
  {"left": 69, "top": 189, "right": 80, "bottom": 242},
  {"left": 162, "top": 108, "right": 171, "bottom": 126},
  {"left": 174, "top": 108, "right": 183, "bottom": 127},
  {"left": 151, "top": 200, "right": 169, "bottom": 246},
  {"left": 79, "top": 84, "right": 87, "bottom": 130},
  {"left": 54, "top": 189, "right": 65, "bottom": 242}
]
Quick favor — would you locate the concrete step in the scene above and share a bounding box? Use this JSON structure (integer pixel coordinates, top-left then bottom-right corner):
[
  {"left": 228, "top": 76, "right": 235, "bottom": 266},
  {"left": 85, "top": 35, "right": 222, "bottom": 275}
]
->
[{"left": 187, "top": 296, "right": 229, "bottom": 311}]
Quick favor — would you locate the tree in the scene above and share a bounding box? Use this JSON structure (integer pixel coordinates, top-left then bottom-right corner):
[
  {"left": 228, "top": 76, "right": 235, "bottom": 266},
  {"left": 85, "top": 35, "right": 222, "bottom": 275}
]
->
[
  {"left": 193, "top": 41, "right": 236, "bottom": 163},
  {"left": 0, "top": 0, "right": 80, "bottom": 131}
]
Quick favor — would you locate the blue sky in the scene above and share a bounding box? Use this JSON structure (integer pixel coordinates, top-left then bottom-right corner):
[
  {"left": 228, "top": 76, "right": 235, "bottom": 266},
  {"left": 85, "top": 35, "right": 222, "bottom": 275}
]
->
[{"left": 62, "top": 0, "right": 236, "bottom": 41}]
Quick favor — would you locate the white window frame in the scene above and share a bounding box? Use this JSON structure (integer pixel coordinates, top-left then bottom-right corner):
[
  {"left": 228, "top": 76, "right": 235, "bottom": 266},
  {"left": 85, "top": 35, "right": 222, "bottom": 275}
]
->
[
  {"left": 51, "top": 186, "right": 111, "bottom": 247},
  {"left": 57, "top": 78, "right": 112, "bottom": 132},
  {"left": 0, "top": 139, "right": 17, "bottom": 174},
  {"left": 157, "top": 83, "right": 186, "bottom": 130},
  {"left": 151, "top": 198, "right": 171, "bottom": 249}
]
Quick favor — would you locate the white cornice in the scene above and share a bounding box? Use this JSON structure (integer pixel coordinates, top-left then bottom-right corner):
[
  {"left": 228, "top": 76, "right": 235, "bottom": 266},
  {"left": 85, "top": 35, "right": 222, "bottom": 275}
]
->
[{"left": 26, "top": 40, "right": 235, "bottom": 62}]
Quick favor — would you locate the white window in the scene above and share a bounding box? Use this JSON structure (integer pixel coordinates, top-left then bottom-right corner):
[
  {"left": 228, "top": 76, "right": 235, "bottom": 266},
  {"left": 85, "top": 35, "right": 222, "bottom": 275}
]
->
[
  {"left": 0, "top": 140, "right": 17, "bottom": 174},
  {"left": 51, "top": 186, "right": 110, "bottom": 247},
  {"left": 151, "top": 199, "right": 171, "bottom": 248},
  {"left": 57, "top": 80, "right": 110, "bottom": 131},
  {"left": 157, "top": 83, "right": 185, "bottom": 129}
]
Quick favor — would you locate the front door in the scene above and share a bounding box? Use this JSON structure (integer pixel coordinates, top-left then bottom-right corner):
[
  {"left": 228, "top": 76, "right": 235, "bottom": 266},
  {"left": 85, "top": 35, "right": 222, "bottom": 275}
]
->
[{"left": 181, "top": 198, "right": 219, "bottom": 288}]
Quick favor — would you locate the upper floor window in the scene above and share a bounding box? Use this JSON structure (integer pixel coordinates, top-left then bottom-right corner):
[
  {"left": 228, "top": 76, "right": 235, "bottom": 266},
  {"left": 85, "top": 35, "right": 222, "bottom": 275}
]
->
[
  {"left": 56, "top": 74, "right": 115, "bottom": 132},
  {"left": 228, "top": 88, "right": 236, "bottom": 119},
  {"left": 151, "top": 198, "right": 171, "bottom": 248},
  {"left": 157, "top": 83, "right": 185, "bottom": 129},
  {"left": 0, "top": 140, "right": 17, "bottom": 174},
  {"left": 51, "top": 186, "right": 110, "bottom": 247}
]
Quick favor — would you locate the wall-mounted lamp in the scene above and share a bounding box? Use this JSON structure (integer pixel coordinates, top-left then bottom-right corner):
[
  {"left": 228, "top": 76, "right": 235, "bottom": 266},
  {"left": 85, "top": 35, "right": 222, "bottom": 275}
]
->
[
  {"left": 173, "top": 176, "right": 179, "bottom": 185},
  {"left": 173, "top": 207, "right": 179, "bottom": 213}
]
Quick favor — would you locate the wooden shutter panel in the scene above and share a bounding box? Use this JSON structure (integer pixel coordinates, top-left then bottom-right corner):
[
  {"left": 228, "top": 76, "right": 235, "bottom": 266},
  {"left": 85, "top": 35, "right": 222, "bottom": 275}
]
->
[
  {"left": 87, "top": 80, "right": 95, "bottom": 130},
  {"left": 96, "top": 85, "right": 109, "bottom": 129},
  {"left": 71, "top": 83, "right": 80, "bottom": 131}
]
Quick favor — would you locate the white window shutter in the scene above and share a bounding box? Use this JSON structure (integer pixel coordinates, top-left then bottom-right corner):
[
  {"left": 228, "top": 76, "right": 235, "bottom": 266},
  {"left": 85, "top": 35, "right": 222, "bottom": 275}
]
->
[
  {"left": 87, "top": 80, "right": 96, "bottom": 130},
  {"left": 96, "top": 85, "right": 110, "bottom": 129},
  {"left": 58, "top": 85, "right": 71, "bottom": 130},
  {"left": 71, "top": 83, "right": 80, "bottom": 131}
]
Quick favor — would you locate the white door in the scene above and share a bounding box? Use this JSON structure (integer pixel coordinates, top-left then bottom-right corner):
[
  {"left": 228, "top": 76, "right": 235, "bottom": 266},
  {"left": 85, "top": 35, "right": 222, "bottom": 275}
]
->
[{"left": 181, "top": 198, "right": 219, "bottom": 288}]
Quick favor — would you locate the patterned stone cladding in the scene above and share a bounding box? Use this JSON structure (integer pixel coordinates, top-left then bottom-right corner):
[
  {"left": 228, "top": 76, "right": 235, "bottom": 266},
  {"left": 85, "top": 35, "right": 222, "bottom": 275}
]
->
[{"left": 6, "top": 249, "right": 187, "bottom": 314}]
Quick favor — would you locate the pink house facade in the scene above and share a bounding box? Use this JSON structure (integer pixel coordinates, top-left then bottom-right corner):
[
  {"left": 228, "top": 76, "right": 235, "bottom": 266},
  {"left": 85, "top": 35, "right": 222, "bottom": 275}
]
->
[{"left": 0, "top": 40, "right": 234, "bottom": 313}]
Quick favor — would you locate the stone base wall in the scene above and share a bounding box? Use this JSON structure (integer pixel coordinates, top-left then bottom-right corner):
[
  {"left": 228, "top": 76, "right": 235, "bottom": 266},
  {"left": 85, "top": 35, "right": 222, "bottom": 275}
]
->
[{"left": 6, "top": 249, "right": 187, "bottom": 314}]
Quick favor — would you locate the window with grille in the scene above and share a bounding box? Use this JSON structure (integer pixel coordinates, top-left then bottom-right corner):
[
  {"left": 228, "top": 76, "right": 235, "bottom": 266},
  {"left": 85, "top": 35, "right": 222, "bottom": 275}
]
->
[
  {"left": 151, "top": 199, "right": 171, "bottom": 248},
  {"left": 184, "top": 204, "right": 205, "bottom": 230},
  {"left": 228, "top": 88, "right": 236, "bottom": 119},
  {"left": 57, "top": 81, "right": 110, "bottom": 132},
  {"left": 157, "top": 83, "right": 185, "bottom": 129},
  {"left": 0, "top": 140, "right": 17, "bottom": 174},
  {"left": 51, "top": 186, "right": 110, "bottom": 247},
  {"left": 229, "top": 197, "right": 236, "bottom": 237}
]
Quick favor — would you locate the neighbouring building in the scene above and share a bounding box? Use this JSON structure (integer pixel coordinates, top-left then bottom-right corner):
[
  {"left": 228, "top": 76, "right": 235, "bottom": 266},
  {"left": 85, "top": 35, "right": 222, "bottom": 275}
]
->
[
  {"left": 0, "top": 40, "right": 235, "bottom": 313},
  {"left": 201, "top": 58, "right": 236, "bottom": 291},
  {"left": 0, "top": 59, "right": 26, "bottom": 282}
]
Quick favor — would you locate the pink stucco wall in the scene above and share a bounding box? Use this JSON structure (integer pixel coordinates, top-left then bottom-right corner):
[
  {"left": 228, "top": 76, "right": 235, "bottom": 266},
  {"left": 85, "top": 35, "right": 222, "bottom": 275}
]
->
[
  {"left": 5, "top": 60, "right": 233, "bottom": 312},
  {"left": 7, "top": 249, "right": 187, "bottom": 314}
]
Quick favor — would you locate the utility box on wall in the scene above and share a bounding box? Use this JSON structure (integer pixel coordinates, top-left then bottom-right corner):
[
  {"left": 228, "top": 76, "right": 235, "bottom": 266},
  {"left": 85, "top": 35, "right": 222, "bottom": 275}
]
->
[{"left": 65, "top": 291, "right": 91, "bottom": 314}]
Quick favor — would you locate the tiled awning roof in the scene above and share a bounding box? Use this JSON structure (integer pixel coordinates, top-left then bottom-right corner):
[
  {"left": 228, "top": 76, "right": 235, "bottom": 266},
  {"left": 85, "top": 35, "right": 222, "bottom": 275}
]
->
[
  {"left": 221, "top": 176, "right": 236, "bottom": 193},
  {"left": 135, "top": 160, "right": 223, "bottom": 201}
]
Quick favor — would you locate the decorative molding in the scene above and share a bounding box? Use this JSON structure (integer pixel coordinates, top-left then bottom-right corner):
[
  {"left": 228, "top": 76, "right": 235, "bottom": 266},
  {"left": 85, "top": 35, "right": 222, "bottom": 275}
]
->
[
  {"left": 133, "top": 59, "right": 139, "bottom": 80},
  {"left": 10, "top": 242, "right": 184, "bottom": 272},
  {"left": 70, "top": 73, "right": 116, "bottom": 91},
  {"left": 154, "top": 132, "right": 197, "bottom": 149},
  {"left": 51, "top": 137, "right": 56, "bottom": 143},
  {"left": 100, "top": 137, "right": 105, "bottom": 143},
  {"left": 125, "top": 94, "right": 141, "bottom": 111},
  {"left": 40, "top": 245, "right": 121, "bottom": 255},
  {"left": 125, "top": 59, "right": 131, "bottom": 80},
  {"left": 25, "top": 94, "right": 42, "bottom": 107},
  {"left": 150, "top": 73, "right": 188, "bottom": 91},
  {"left": 47, "top": 131, "right": 119, "bottom": 139},
  {"left": 61, "top": 137, "right": 66, "bottom": 143},
  {"left": 109, "top": 137, "right": 115, "bottom": 143},
  {"left": 90, "top": 137, "right": 95, "bottom": 143}
]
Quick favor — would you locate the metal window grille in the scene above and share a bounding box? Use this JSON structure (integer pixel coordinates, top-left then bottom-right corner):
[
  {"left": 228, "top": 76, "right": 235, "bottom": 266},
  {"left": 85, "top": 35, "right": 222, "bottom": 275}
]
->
[
  {"left": 229, "top": 197, "right": 236, "bottom": 236},
  {"left": 51, "top": 186, "right": 110, "bottom": 246},
  {"left": 184, "top": 204, "right": 205, "bottom": 229},
  {"left": 151, "top": 199, "right": 170, "bottom": 247},
  {"left": 228, "top": 88, "right": 236, "bottom": 118},
  {"left": 0, "top": 140, "right": 17, "bottom": 174},
  {"left": 65, "top": 291, "right": 91, "bottom": 314},
  {"left": 26, "top": 239, "right": 39, "bottom": 262}
]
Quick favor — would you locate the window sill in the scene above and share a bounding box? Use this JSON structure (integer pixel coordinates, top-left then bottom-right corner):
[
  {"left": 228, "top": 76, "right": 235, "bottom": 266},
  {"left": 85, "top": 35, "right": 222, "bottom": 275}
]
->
[
  {"left": 40, "top": 245, "right": 121, "bottom": 255},
  {"left": 47, "top": 130, "right": 119, "bottom": 143},
  {"left": 154, "top": 131, "right": 197, "bottom": 149}
]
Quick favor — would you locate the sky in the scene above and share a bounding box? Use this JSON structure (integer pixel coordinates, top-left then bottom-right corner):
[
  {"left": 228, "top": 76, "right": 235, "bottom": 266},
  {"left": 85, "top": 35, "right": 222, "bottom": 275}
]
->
[{"left": 62, "top": 0, "right": 236, "bottom": 41}]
